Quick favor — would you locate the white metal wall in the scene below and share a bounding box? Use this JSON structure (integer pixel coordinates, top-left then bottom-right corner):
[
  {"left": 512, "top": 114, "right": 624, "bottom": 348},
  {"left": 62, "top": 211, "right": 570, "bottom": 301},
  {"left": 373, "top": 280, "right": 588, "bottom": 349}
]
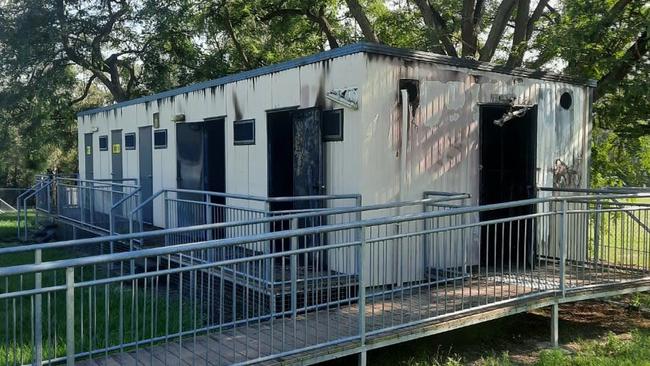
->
[
  {"left": 77, "top": 51, "right": 591, "bottom": 286},
  {"left": 335, "top": 54, "right": 592, "bottom": 285},
  {"left": 77, "top": 53, "right": 367, "bottom": 228}
]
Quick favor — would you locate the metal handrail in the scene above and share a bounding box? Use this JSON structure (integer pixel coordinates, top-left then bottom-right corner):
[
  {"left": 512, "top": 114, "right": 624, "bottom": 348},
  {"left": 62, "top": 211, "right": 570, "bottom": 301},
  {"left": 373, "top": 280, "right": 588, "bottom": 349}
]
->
[
  {"left": 17, "top": 179, "right": 54, "bottom": 240},
  {"left": 3, "top": 187, "right": 650, "bottom": 365},
  {"left": 3, "top": 190, "right": 648, "bottom": 258},
  {"left": 0, "top": 194, "right": 471, "bottom": 258},
  {"left": 56, "top": 176, "right": 139, "bottom": 189},
  {"left": 4, "top": 190, "right": 650, "bottom": 276}
]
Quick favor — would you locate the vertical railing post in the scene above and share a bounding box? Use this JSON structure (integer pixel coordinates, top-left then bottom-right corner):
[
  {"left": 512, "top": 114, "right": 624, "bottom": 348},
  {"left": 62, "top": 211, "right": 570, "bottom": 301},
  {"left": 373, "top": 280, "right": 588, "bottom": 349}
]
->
[
  {"left": 23, "top": 196, "right": 29, "bottom": 241},
  {"left": 16, "top": 192, "right": 22, "bottom": 240},
  {"left": 594, "top": 199, "right": 602, "bottom": 264},
  {"left": 290, "top": 218, "right": 298, "bottom": 319},
  {"left": 163, "top": 191, "right": 169, "bottom": 245},
  {"left": 357, "top": 223, "right": 367, "bottom": 366},
  {"left": 65, "top": 267, "right": 75, "bottom": 366},
  {"left": 80, "top": 183, "right": 86, "bottom": 225},
  {"left": 205, "top": 193, "right": 213, "bottom": 241},
  {"left": 109, "top": 186, "right": 115, "bottom": 234},
  {"left": 265, "top": 201, "right": 273, "bottom": 282},
  {"left": 33, "top": 249, "right": 43, "bottom": 365},
  {"left": 560, "top": 200, "right": 568, "bottom": 297}
]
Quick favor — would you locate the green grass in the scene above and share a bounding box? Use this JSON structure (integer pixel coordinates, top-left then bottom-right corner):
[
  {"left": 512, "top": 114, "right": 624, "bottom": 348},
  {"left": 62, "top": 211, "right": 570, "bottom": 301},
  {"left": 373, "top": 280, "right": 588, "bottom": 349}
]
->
[
  {"left": 364, "top": 330, "right": 650, "bottom": 366},
  {"left": 537, "top": 330, "right": 650, "bottom": 366},
  {"left": 587, "top": 197, "right": 650, "bottom": 268},
  {"left": 0, "top": 212, "right": 21, "bottom": 243},
  {"left": 0, "top": 215, "right": 199, "bottom": 365}
]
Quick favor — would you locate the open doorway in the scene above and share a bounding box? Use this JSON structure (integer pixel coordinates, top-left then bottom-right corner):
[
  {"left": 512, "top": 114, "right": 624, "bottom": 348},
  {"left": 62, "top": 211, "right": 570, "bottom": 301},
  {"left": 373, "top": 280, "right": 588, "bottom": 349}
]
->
[
  {"left": 479, "top": 104, "right": 537, "bottom": 266},
  {"left": 267, "top": 108, "right": 324, "bottom": 262}
]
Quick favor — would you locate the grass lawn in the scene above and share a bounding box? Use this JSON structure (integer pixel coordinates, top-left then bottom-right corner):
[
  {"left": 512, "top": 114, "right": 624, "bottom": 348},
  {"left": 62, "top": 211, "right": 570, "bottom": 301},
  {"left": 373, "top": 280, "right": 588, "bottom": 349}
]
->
[
  {"left": 590, "top": 197, "right": 650, "bottom": 268},
  {"left": 0, "top": 212, "right": 196, "bottom": 364}
]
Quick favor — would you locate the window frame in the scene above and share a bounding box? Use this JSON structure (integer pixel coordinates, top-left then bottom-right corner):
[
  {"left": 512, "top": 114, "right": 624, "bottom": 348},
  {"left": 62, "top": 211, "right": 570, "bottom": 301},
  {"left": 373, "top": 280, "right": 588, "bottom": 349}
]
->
[
  {"left": 98, "top": 135, "right": 109, "bottom": 151},
  {"left": 322, "top": 109, "right": 344, "bottom": 142},
  {"left": 233, "top": 119, "right": 256, "bottom": 145},
  {"left": 153, "top": 129, "right": 168, "bottom": 149},
  {"left": 124, "top": 132, "right": 136, "bottom": 150}
]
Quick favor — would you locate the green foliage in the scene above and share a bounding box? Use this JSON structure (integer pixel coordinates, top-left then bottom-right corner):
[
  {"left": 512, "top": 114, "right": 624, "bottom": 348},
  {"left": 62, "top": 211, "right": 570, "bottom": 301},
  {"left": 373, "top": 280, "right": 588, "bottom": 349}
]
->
[
  {"left": 591, "top": 128, "right": 650, "bottom": 187},
  {"left": 0, "top": 0, "right": 647, "bottom": 189}
]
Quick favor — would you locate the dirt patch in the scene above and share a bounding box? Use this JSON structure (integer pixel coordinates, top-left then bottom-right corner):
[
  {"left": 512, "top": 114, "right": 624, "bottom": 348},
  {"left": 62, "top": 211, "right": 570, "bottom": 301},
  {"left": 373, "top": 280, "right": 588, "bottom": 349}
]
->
[{"left": 324, "top": 296, "right": 650, "bottom": 365}]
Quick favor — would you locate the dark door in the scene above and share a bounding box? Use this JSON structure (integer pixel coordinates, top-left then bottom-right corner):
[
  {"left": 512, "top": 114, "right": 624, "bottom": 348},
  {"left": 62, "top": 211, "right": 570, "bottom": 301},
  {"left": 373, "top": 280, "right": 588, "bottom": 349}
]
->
[
  {"left": 138, "top": 126, "right": 153, "bottom": 224},
  {"left": 204, "top": 119, "right": 226, "bottom": 198},
  {"left": 84, "top": 133, "right": 94, "bottom": 180},
  {"left": 479, "top": 105, "right": 537, "bottom": 266},
  {"left": 111, "top": 130, "right": 123, "bottom": 182},
  {"left": 176, "top": 122, "right": 205, "bottom": 226},
  {"left": 176, "top": 123, "right": 204, "bottom": 192},
  {"left": 292, "top": 107, "right": 324, "bottom": 204}
]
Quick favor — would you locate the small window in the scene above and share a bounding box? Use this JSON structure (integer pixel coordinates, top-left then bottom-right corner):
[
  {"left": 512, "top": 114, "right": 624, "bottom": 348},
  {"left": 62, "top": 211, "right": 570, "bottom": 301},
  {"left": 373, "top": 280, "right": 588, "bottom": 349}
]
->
[
  {"left": 234, "top": 119, "right": 255, "bottom": 145},
  {"left": 154, "top": 129, "right": 168, "bottom": 149},
  {"left": 560, "top": 92, "right": 572, "bottom": 110},
  {"left": 322, "top": 109, "right": 344, "bottom": 141},
  {"left": 124, "top": 133, "right": 136, "bottom": 150},
  {"left": 99, "top": 135, "right": 108, "bottom": 151}
]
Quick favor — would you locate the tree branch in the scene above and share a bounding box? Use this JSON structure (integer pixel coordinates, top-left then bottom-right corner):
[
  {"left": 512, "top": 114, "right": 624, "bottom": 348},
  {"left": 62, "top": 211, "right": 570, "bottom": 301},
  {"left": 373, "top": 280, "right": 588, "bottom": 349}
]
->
[
  {"left": 595, "top": 31, "right": 648, "bottom": 102},
  {"left": 412, "top": 0, "right": 458, "bottom": 57},
  {"left": 526, "top": 0, "right": 549, "bottom": 40},
  {"left": 221, "top": 6, "right": 252, "bottom": 69},
  {"left": 69, "top": 75, "right": 97, "bottom": 106},
  {"left": 262, "top": 7, "right": 339, "bottom": 49}
]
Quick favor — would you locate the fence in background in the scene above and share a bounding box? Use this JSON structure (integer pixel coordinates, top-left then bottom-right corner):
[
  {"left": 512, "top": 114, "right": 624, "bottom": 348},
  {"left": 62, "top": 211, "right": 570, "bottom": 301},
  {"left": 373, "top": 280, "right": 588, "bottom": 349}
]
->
[
  {"left": 15, "top": 176, "right": 141, "bottom": 240},
  {"left": 0, "top": 189, "right": 649, "bottom": 365}
]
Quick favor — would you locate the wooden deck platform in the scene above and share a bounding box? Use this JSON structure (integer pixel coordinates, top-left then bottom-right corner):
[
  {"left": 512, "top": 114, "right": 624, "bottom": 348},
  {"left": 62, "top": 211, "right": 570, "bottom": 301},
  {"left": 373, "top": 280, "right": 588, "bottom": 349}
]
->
[{"left": 78, "top": 262, "right": 649, "bottom": 366}]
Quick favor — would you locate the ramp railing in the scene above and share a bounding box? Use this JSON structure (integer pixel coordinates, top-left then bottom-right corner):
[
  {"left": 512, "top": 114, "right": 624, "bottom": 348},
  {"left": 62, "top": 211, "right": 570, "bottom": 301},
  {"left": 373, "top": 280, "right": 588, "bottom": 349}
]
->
[
  {"left": 0, "top": 190, "right": 649, "bottom": 365},
  {"left": 16, "top": 176, "right": 54, "bottom": 240}
]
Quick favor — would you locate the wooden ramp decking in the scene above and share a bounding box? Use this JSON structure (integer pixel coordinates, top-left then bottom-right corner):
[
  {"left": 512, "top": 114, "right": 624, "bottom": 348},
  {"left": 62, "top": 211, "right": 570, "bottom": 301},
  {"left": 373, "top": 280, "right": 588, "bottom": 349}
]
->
[{"left": 78, "top": 262, "right": 648, "bottom": 366}]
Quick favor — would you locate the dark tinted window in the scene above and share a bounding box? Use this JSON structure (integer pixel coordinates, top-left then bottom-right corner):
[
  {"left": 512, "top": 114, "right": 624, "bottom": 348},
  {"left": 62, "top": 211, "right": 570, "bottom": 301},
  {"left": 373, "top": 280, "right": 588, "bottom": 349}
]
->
[
  {"left": 322, "top": 109, "right": 344, "bottom": 141},
  {"left": 234, "top": 119, "right": 255, "bottom": 145},
  {"left": 99, "top": 135, "right": 108, "bottom": 151},
  {"left": 154, "top": 129, "right": 167, "bottom": 149},
  {"left": 125, "top": 133, "right": 136, "bottom": 150}
]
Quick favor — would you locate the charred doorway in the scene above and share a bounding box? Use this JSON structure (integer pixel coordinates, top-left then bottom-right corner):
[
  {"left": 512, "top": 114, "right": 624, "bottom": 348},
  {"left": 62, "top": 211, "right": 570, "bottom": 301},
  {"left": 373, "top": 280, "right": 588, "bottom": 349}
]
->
[
  {"left": 176, "top": 119, "right": 226, "bottom": 230},
  {"left": 479, "top": 104, "right": 537, "bottom": 266},
  {"left": 267, "top": 108, "right": 325, "bottom": 265}
]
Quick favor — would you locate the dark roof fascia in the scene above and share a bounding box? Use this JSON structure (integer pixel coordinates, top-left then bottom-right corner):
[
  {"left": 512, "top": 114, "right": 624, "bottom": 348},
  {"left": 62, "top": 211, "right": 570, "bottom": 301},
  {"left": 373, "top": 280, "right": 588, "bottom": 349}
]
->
[{"left": 77, "top": 43, "right": 596, "bottom": 117}]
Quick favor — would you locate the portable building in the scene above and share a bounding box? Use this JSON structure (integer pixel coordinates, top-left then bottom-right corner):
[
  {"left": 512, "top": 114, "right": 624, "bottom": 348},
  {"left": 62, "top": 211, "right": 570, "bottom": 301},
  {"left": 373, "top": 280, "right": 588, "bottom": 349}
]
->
[{"left": 76, "top": 43, "right": 594, "bottom": 284}]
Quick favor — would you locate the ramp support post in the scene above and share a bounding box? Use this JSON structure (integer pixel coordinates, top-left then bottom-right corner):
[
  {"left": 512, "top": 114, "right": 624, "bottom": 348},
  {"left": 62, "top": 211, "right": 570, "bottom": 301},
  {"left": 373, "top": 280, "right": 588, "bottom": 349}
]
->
[{"left": 551, "top": 302, "right": 559, "bottom": 348}]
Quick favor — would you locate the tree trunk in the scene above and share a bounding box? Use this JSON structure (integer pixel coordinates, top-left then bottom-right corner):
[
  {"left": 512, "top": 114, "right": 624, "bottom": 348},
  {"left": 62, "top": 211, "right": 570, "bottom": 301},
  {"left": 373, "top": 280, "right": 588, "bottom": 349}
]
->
[
  {"left": 506, "top": 0, "right": 530, "bottom": 68},
  {"left": 345, "top": 0, "right": 380, "bottom": 43},
  {"left": 314, "top": 10, "right": 340, "bottom": 49},
  {"left": 461, "top": 0, "right": 484, "bottom": 58},
  {"left": 479, "top": 0, "right": 517, "bottom": 62}
]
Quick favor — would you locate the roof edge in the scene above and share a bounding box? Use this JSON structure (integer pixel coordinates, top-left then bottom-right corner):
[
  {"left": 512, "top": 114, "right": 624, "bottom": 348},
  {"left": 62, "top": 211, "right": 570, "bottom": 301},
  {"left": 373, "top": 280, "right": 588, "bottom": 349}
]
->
[{"left": 77, "top": 43, "right": 596, "bottom": 118}]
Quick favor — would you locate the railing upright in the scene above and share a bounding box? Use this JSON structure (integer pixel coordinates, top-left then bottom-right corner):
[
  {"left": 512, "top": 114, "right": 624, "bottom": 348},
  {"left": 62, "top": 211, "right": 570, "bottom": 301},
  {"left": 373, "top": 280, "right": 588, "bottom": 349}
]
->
[
  {"left": 559, "top": 199, "right": 567, "bottom": 296},
  {"left": 594, "top": 199, "right": 602, "bottom": 264},
  {"left": 34, "top": 248, "right": 43, "bottom": 365},
  {"left": 65, "top": 267, "right": 75, "bottom": 366},
  {"left": 357, "top": 222, "right": 367, "bottom": 366},
  {"left": 290, "top": 218, "right": 298, "bottom": 320}
]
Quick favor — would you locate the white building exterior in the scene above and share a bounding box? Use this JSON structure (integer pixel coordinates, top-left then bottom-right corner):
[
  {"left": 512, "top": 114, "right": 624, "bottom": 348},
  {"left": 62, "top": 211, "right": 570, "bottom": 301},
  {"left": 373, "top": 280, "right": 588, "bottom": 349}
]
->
[{"left": 77, "top": 43, "right": 594, "bottom": 284}]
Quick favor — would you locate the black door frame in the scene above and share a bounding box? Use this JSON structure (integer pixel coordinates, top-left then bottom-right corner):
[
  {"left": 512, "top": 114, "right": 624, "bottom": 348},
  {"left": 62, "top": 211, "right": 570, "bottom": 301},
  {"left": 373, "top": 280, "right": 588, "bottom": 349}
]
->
[{"left": 478, "top": 103, "right": 538, "bottom": 266}]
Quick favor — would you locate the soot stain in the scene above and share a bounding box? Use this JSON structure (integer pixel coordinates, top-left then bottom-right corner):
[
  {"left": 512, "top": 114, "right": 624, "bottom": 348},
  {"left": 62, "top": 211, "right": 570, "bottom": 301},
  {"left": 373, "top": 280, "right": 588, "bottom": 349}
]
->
[{"left": 232, "top": 92, "right": 242, "bottom": 120}]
